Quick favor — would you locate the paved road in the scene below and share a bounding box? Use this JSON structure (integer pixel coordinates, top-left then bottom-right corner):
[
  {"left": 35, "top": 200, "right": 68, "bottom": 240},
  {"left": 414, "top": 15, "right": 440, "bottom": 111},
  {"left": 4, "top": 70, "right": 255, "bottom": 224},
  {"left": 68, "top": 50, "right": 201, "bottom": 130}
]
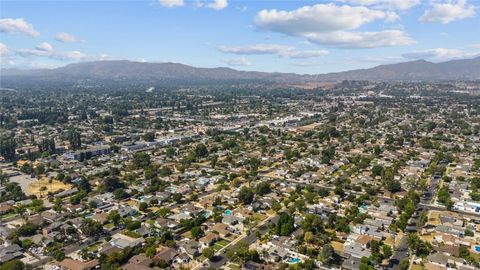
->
[{"left": 387, "top": 175, "right": 440, "bottom": 270}]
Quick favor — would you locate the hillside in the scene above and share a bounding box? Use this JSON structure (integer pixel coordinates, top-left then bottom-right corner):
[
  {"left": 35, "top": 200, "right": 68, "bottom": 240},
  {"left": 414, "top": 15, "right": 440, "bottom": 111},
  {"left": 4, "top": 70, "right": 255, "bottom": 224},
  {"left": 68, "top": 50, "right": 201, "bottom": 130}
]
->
[{"left": 1, "top": 57, "right": 479, "bottom": 87}]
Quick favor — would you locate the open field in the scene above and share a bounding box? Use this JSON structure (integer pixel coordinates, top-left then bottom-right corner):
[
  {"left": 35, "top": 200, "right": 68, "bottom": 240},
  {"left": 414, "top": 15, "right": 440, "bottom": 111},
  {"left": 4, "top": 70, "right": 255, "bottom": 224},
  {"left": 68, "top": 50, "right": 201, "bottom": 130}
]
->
[
  {"left": 27, "top": 178, "right": 73, "bottom": 197},
  {"left": 9, "top": 174, "right": 36, "bottom": 195},
  {"left": 294, "top": 122, "right": 323, "bottom": 132}
]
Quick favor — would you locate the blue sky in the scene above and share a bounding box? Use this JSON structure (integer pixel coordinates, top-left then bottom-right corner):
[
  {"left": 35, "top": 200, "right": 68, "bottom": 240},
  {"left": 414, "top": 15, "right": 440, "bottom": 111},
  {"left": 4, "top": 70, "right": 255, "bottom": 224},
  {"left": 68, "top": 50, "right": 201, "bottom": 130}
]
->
[{"left": 1, "top": 0, "right": 479, "bottom": 74}]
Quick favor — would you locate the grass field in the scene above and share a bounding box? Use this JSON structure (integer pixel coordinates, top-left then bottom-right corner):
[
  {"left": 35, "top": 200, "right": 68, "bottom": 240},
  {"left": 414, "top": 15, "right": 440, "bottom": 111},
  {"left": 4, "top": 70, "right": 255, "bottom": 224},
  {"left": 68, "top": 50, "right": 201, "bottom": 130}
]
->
[
  {"left": 252, "top": 213, "right": 266, "bottom": 222},
  {"left": 27, "top": 178, "right": 73, "bottom": 197},
  {"left": 0, "top": 212, "right": 17, "bottom": 220},
  {"left": 213, "top": 239, "right": 230, "bottom": 251},
  {"left": 86, "top": 242, "right": 101, "bottom": 252}
]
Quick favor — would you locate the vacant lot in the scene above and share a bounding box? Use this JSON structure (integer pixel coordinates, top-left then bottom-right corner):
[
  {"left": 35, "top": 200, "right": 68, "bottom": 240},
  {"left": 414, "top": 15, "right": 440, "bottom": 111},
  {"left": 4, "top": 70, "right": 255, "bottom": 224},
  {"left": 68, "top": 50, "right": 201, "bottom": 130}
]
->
[
  {"left": 9, "top": 174, "right": 36, "bottom": 195},
  {"left": 27, "top": 178, "right": 73, "bottom": 197}
]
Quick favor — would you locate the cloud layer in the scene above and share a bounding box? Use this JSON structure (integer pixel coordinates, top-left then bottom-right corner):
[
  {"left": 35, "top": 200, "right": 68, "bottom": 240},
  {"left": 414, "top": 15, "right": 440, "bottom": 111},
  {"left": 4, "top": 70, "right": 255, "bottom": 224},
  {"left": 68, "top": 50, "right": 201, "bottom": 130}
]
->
[
  {"left": 340, "top": 0, "right": 421, "bottom": 10},
  {"left": 0, "top": 42, "right": 8, "bottom": 56},
  {"left": 0, "top": 18, "right": 39, "bottom": 37},
  {"left": 159, "top": 0, "right": 228, "bottom": 10},
  {"left": 218, "top": 44, "right": 329, "bottom": 58},
  {"left": 402, "top": 48, "right": 480, "bottom": 61},
  {"left": 17, "top": 42, "right": 86, "bottom": 61},
  {"left": 56, "top": 32, "right": 83, "bottom": 43},
  {"left": 224, "top": 57, "right": 251, "bottom": 66},
  {"left": 158, "top": 0, "right": 184, "bottom": 8},
  {"left": 420, "top": 0, "right": 476, "bottom": 24},
  {"left": 206, "top": 0, "right": 228, "bottom": 10},
  {"left": 254, "top": 3, "right": 413, "bottom": 48}
]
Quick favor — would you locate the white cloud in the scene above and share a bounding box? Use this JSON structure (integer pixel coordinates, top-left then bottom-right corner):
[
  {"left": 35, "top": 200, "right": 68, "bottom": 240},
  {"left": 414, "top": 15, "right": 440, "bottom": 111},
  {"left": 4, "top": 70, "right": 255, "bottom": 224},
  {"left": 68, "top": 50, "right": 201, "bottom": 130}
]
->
[
  {"left": 56, "top": 32, "right": 83, "bottom": 43},
  {"left": 207, "top": 0, "right": 228, "bottom": 10},
  {"left": 420, "top": 0, "right": 475, "bottom": 24},
  {"left": 97, "top": 53, "right": 114, "bottom": 60},
  {"left": 218, "top": 44, "right": 329, "bottom": 58},
  {"left": 304, "top": 30, "right": 415, "bottom": 48},
  {"left": 35, "top": 42, "right": 54, "bottom": 52},
  {"left": 17, "top": 43, "right": 86, "bottom": 61},
  {"left": 291, "top": 60, "right": 326, "bottom": 67},
  {"left": 254, "top": 3, "right": 412, "bottom": 48},
  {"left": 402, "top": 48, "right": 480, "bottom": 61},
  {"left": 51, "top": 51, "right": 86, "bottom": 61},
  {"left": 224, "top": 57, "right": 251, "bottom": 66},
  {"left": 236, "top": 6, "right": 248, "bottom": 12},
  {"left": 255, "top": 4, "right": 398, "bottom": 34},
  {"left": 0, "top": 42, "right": 8, "bottom": 56},
  {"left": 158, "top": 0, "right": 184, "bottom": 8},
  {"left": 469, "top": 43, "right": 480, "bottom": 49},
  {"left": 340, "top": 0, "right": 421, "bottom": 10},
  {"left": 0, "top": 43, "right": 16, "bottom": 67},
  {"left": 194, "top": 0, "right": 228, "bottom": 10},
  {"left": 0, "top": 58, "right": 16, "bottom": 67},
  {"left": 353, "top": 55, "right": 404, "bottom": 64},
  {"left": 0, "top": 18, "right": 39, "bottom": 37},
  {"left": 28, "top": 62, "right": 59, "bottom": 69}
]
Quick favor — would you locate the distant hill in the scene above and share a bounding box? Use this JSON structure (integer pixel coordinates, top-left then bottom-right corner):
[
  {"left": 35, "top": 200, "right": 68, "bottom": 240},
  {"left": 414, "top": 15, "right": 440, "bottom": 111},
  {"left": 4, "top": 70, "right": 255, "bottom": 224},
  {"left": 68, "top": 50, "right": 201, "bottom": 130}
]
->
[
  {"left": 314, "top": 57, "right": 480, "bottom": 81},
  {"left": 2, "top": 57, "right": 479, "bottom": 87}
]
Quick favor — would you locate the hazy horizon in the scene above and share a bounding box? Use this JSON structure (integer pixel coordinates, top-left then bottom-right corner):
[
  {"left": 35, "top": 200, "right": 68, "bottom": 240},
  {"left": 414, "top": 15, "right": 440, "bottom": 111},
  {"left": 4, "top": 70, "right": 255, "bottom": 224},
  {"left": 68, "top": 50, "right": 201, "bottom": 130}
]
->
[{"left": 1, "top": 0, "right": 479, "bottom": 74}]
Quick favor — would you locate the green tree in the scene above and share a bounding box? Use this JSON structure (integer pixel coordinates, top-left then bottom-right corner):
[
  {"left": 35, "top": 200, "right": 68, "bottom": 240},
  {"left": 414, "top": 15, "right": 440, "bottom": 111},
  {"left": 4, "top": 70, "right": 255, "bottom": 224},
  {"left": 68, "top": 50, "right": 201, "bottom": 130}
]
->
[
  {"left": 0, "top": 170, "right": 6, "bottom": 187},
  {"left": 254, "top": 182, "right": 271, "bottom": 195},
  {"left": 238, "top": 186, "right": 254, "bottom": 205},
  {"left": 38, "top": 137, "right": 56, "bottom": 155},
  {"left": 382, "top": 245, "right": 393, "bottom": 259},
  {"left": 0, "top": 135, "right": 16, "bottom": 161},
  {"left": 318, "top": 243, "right": 334, "bottom": 264},
  {"left": 202, "top": 247, "right": 215, "bottom": 260},
  {"left": 274, "top": 213, "right": 295, "bottom": 236},
  {"left": 226, "top": 242, "right": 260, "bottom": 264},
  {"left": 143, "top": 132, "right": 155, "bottom": 142},
  {"left": 371, "top": 165, "right": 384, "bottom": 177},
  {"left": 385, "top": 179, "right": 402, "bottom": 193},
  {"left": 437, "top": 186, "right": 453, "bottom": 209},
  {"left": 108, "top": 210, "right": 122, "bottom": 226},
  {"left": 81, "top": 219, "right": 104, "bottom": 237},
  {"left": 132, "top": 152, "right": 151, "bottom": 169},
  {"left": 398, "top": 259, "right": 409, "bottom": 270},
  {"left": 0, "top": 259, "right": 25, "bottom": 270},
  {"left": 67, "top": 129, "right": 81, "bottom": 150},
  {"left": 195, "top": 143, "right": 209, "bottom": 158},
  {"left": 139, "top": 202, "right": 148, "bottom": 212},
  {"left": 191, "top": 226, "right": 204, "bottom": 239}
]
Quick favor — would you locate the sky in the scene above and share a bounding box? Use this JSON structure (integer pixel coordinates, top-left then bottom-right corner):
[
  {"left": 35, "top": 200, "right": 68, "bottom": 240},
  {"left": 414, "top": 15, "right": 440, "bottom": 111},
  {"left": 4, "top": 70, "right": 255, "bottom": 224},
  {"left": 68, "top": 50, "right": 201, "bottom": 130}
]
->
[{"left": 0, "top": 0, "right": 479, "bottom": 74}]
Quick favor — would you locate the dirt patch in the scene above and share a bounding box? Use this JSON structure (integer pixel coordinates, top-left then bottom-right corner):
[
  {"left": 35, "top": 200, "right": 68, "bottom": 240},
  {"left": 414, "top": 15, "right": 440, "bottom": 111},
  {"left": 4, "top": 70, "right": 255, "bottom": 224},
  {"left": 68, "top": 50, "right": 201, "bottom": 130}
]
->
[{"left": 27, "top": 178, "right": 73, "bottom": 197}]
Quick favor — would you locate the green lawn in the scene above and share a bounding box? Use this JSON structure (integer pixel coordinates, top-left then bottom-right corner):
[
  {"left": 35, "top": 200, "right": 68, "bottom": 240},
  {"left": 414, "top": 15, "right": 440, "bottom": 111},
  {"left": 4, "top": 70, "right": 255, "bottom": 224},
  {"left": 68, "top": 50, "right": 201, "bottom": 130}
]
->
[
  {"left": 0, "top": 212, "right": 17, "bottom": 220},
  {"left": 86, "top": 242, "right": 101, "bottom": 252},
  {"left": 213, "top": 239, "right": 230, "bottom": 251},
  {"left": 104, "top": 223, "right": 116, "bottom": 230}
]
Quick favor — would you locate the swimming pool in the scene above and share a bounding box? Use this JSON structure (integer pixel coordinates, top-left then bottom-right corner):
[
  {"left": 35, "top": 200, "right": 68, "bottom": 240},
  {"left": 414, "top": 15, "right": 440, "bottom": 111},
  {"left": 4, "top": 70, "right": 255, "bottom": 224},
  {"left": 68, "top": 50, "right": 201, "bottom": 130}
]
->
[
  {"left": 166, "top": 187, "right": 177, "bottom": 192},
  {"left": 475, "top": 246, "right": 480, "bottom": 253},
  {"left": 224, "top": 210, "right": 232, "bottom": 216},
  {"left": 287, "top": 258, "right": 300, "bottom": 264}
]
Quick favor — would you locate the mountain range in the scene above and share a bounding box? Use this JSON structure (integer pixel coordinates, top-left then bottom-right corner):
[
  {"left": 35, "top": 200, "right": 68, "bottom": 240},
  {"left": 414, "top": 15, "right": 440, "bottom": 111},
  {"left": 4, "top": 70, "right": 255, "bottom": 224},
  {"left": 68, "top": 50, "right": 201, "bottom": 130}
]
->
[{"left": 1, "top": 56, "right": 479, "bottom": 87}]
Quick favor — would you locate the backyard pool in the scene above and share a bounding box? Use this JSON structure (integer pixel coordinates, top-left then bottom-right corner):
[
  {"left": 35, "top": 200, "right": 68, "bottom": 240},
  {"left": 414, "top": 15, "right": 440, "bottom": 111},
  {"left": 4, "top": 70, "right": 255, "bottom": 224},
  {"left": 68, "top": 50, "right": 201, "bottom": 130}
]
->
[
  {"left": 287, "top": 258, "right": 301, "bottom": 264},
  {"left": 224, "top": 210, "right": 233, "bottom": 216},
  {"left": 475, "top": 246, "right": 480, "bottom": 253}
]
